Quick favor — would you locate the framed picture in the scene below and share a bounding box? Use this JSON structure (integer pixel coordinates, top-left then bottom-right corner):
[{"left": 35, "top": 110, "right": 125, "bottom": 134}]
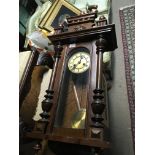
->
[{"left": 39, "top": 0, "right": 81, "bottom": 32}]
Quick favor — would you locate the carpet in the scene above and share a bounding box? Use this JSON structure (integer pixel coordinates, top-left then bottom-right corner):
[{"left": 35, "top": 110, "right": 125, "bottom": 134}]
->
[{"left": 119, "top": 5, "right": 135, "bottom": 146}]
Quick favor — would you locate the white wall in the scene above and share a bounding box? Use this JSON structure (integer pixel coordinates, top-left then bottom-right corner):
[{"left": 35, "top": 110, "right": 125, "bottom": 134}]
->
[{"left": 109, "top": 0, "right": 135, "bottom": 154}]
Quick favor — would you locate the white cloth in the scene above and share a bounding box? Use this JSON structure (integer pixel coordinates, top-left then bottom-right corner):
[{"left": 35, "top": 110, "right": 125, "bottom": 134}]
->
[{"left": 19, "top": 51, "right": 31, "bottom": 84}]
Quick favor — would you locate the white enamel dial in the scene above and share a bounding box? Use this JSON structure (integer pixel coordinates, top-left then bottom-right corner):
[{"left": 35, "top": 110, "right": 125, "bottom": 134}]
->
[{"left": 68, "top": 52, "right": 90, "bottom": 73}]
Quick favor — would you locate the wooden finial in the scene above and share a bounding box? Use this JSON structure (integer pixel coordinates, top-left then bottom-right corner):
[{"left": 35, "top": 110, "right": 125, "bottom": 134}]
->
[{"left": 87, "top": 5, "right": 98, "bottom": 13}]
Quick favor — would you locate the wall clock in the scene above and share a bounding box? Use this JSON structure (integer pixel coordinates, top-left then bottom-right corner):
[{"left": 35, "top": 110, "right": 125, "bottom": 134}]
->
[{"left": 22, "top": 7, "right": 117, "bottom": 155}]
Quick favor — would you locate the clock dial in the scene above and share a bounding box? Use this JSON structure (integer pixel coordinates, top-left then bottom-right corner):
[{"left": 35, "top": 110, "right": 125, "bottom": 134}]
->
[{"left": 68, "top": 52, "right": 90, "bottom": 73}]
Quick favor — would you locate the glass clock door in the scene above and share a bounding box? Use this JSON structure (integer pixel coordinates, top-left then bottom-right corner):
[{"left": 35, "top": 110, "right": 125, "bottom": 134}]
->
[{"left": 54, "top": 47, "right": 90, "bottom": 129}]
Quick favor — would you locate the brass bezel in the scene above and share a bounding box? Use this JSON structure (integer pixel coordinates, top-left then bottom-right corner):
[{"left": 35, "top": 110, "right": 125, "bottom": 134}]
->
[{"left": 68, "top": 51, "right": 90, "bottom": 74}]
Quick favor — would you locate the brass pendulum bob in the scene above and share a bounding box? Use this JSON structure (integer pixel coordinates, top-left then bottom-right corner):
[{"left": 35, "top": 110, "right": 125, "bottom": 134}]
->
[{"left": 71, "top": 84, "right": 86, "bottom": 129}]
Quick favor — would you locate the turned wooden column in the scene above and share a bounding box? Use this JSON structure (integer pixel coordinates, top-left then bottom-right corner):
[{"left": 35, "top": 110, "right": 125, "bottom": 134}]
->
[
  {"left": 39, "top": 42, "right": 63, "bottom": 132},
  {"left": 91, "top": 35, "right": 107, "bottom": 128}
]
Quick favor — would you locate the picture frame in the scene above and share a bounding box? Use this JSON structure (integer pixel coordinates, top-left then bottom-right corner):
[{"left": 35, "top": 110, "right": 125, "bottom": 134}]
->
[{"left": 39, "top": 0, "right": 81, "bottom": 32}]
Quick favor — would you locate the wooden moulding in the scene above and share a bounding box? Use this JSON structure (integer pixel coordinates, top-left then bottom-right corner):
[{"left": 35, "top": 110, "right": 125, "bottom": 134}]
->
[
  {"left": 25, "top": 131, "right": 111, "bottom": 149},
  {"left": 48, "top": 24, "right": 117, "bottom": 51},
  {"left": 67, "top": 12, "right": 97, "bottom": 32}
]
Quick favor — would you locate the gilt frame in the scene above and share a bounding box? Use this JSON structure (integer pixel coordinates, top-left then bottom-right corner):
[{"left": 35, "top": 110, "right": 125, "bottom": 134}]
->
[{"left": 39, "top": 0, "right": 81, "bottom": 32}]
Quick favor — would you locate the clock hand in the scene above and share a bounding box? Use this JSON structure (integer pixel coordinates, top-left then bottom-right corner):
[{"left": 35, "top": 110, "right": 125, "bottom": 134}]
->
[
  {"left": 71, "top": 57, "right": 81, "bottom": 70},
  {"left": 78, "top": 56, "right": 82, "bottom": 64},
  {"left": 80, "top": 53, "right": 84, "bottom": 59},
  {"left": 73, "top": 64, "right": 76, "bottom": 69}
]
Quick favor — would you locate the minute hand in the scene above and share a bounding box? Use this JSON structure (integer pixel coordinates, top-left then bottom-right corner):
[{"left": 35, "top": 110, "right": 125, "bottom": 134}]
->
[{"left": 72, "top": 58, "right": 81, "bottom": 70}]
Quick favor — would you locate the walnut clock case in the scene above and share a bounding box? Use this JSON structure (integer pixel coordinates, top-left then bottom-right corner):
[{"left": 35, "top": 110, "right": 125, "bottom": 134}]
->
[{"left": 25, "top": 11, "right": 117, "bottom": 155}]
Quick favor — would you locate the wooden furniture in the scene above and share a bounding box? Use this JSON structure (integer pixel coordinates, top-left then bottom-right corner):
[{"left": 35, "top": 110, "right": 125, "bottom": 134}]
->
[
  {"left": 19, "top": 47, "right": 39, "bottom": 109},
  {"left": 19, "top": 48, "right": 55, "bottom": 155},
  {"left": 21, "top": 8, "right": 117, "bottom": 155},
  {"left": 19, "top": 47, "right": 54, "bottom": 109}
]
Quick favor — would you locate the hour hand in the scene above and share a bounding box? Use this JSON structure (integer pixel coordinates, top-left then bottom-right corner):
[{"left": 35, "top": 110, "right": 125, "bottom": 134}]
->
[
  {"left": 78, "top": 60, "right": 81, "bottom": 64},
  {"left": 71, "top": 64, "right": 77, "bottom": 70},
  {"left": 80, "top": 55, "right": 84, "bottom": 59}
]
